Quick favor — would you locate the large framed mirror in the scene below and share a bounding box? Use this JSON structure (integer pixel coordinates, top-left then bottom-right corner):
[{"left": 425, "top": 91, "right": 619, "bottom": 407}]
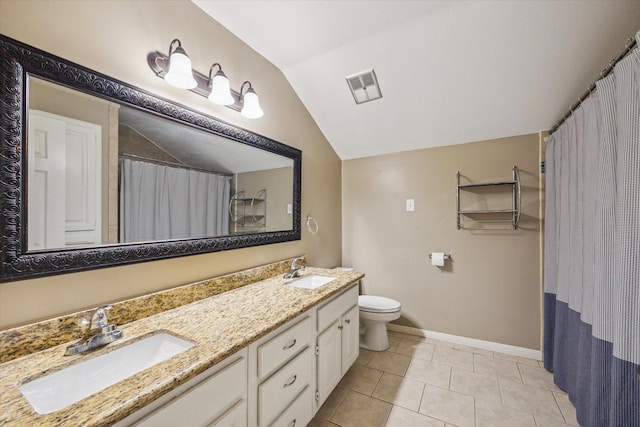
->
[{"left": 0, "top": 35, "right": 301, "bottom": 283}]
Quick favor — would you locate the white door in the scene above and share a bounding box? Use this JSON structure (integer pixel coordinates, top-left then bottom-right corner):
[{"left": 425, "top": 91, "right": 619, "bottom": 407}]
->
[
  {"left": 316, "top": 320, "right": 341, "bottom": 407},
  {"left": 27, "top": 110, "right": 102, "bottom": 250},
  {"left": 63, "top": 119, "right": 102, "bottom": 247},
  {"left": 341, "top": 305, "right": 360, "bottom": 374},
  {"left": 28, "top": 113, "right": 67, "bottom": 250}
]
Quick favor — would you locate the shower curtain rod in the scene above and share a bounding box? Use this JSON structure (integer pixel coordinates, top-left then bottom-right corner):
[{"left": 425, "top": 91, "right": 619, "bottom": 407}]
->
[
  {"left": 549, "top": 36, "right": 637, "bottom": 135},
  {"left": 119, "top": 153, "right": 233, "bottom": 176}
]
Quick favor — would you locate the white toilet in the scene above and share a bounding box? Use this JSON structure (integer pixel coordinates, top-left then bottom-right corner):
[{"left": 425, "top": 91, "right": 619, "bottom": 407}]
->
[{"left": 358, "top": 295, "right": 402, "bottom": 351}]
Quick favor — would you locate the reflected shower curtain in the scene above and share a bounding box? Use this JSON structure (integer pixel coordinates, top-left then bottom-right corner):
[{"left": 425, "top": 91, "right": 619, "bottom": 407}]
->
[
  {"left": 544, "top": 31, "right": 640, "bottom": 427},
  {"left": 120, "top": 159, "right": 231, "bottom": 242}
]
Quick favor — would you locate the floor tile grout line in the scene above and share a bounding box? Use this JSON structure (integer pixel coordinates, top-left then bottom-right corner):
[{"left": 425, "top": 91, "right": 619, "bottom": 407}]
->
[
  {"left": 550, "top": 388, "right": 569, "bottom": 424},
  {"left": 497, "top": 373, "right": 505, "bottom": 406},
  {"left": 416, "top": 376, "right": 428, "bottom": 418},
  {"left": 370, "top": 366, "right": 384, "bottom": 396},
  {"left": 516, "top": 360, "right": 525, "bottom": 384},
  {"left": 532, "top": 412, "right": 541, "bottom": 427},
  {"left": 473, "top": 396, "right": 477, "bottom": 427}
]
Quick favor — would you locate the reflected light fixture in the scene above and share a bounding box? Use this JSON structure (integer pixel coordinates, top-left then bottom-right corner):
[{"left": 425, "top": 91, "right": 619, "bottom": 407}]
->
[
  {"left": 148, "top": 39, "right": 263, "bottom": 118},
  {"left": 207, "top": 63, "right": 234, "bottom": 106},
  {"left": 240, "top": 81, "right": 264, "bottom": 119},
  {"left": 164, "top": 39, "right": 197, "bottom": 89}
]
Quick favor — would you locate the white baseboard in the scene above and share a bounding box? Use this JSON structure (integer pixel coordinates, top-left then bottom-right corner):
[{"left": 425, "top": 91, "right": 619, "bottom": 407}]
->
[{"left": 387, "top": 323, "right": 543, "bottom": 361}]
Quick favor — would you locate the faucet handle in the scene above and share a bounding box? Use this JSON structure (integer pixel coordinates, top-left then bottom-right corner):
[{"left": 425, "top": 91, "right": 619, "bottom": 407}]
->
[
  {"left": 90, "top": 305, "right": 112, "bottom": 329},
  {"left": 292, "top": 256, "right": 306, "bottom": 269}
]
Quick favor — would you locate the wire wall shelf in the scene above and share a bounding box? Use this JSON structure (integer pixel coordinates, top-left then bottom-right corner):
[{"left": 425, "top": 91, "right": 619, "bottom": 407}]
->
[{"left": 456, "top": 166, "right": 521, "bottom": 230}]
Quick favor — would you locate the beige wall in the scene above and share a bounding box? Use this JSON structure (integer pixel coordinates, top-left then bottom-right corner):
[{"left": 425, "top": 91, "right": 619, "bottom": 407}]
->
[
  {"left": 235, "top": 167, "right": 294, "bottom": 232},
  {"left": 0, "top": 0, "right": 342, "bottom": 329},
  {"left": 342, "top": 134, "right": 542, "bottom": 350}
]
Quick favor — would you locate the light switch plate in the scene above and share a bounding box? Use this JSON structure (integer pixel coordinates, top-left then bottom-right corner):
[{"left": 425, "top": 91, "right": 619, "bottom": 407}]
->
[{"left": 406, "top": 199, "right": 415, "bottom": 212}]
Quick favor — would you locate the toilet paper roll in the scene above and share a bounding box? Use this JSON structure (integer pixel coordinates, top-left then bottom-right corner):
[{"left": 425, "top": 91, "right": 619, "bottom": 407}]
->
[{"left": 431, "top": 252, "right": 445, "bottom": 267}]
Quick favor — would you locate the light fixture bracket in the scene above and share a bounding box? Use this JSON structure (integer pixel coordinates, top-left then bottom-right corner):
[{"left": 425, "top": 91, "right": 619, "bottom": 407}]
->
[{"left": 148, "top": 51, "right": 243, "bottom": 112}]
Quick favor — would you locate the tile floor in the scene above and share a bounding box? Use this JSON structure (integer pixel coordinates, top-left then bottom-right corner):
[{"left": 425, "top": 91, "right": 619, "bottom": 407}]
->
[{"left": 309, "top": 331, "right": 579, "bottom": 427}]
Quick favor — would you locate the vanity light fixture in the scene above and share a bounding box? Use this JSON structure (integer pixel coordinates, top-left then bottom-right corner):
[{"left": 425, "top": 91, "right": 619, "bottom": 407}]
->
[
  {"left": 148, "top": 39, "right": 264, "bottom": 118},
  {"left": 164, "top": 39, "right": 197, "bottom": 90},
  {"left": 240, "top": 81, "right": 264, "bottom": 119},
  {"left": 207, "top": 63, "right": 234, "bottom": 106}
]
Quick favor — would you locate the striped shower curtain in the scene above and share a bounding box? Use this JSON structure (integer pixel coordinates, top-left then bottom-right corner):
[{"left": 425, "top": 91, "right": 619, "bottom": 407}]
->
[
  {"left": 120, "top": 158, "right": 231, "bottom": 242},
  {"left": 544, "top": 31, "right": 640, "bottom": 427}
]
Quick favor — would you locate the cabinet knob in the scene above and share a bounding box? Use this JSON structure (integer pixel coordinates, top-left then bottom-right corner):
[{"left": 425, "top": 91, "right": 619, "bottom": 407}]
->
[
  {"left": 338, "top": 325, "right": 343, "bottom": 330},
  {"left": 345, "top": 318, "right": 351, "bottom": 324},
  {"left": 283, "top": 374, "right": 297, "bottom": 388}
]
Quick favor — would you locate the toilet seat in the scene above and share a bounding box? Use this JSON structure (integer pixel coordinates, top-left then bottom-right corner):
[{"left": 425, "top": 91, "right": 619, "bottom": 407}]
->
[{"left": 358, "top": 295, "right": 401, "bottom": 313}]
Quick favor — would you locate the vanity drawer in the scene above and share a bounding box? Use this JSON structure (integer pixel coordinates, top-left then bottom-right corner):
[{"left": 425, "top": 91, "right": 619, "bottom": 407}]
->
[
  {"left": 317, "top": 284, "right": 358, "bottom": 332},
  {"left": 269, "top": 386, "right": 312, "bottom": 427},
  {"left": 258, "top": 347, "right": 312, "bottom": 427},
  {"left": 257, "top": 315, "right": 311, "bottom": 379},
  {"left": 136, "top": 354, "right": 246, "bottom": 427}
]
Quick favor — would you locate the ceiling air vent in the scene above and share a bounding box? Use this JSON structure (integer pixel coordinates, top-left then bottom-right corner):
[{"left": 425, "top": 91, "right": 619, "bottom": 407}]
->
[{"left": 346, "top": 68, "right": 382, "bottom": 104}]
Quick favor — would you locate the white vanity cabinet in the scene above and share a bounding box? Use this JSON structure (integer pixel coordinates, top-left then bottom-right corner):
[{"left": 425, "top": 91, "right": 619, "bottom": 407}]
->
[
  {"left": 115, "top": 348, "right": 248, "bottom": 427},
  {"left": 248, "top": 314, "right": 314, "bottom": 427},
  {"left": 112, "top": 280, "right": 360, "bottom": 427},
  {"left": 315, "top": 284, "right": 359, "bottom": 408}
]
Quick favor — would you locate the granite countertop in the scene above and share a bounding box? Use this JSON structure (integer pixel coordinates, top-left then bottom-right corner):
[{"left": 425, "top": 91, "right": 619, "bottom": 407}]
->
[{"left": 0, "top": 267, "right": 363, "bottom": 426}]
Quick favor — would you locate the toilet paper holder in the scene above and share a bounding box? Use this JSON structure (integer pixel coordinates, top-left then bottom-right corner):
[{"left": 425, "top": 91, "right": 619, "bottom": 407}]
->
[{"left": 429, "top": 253, "right": 452, "bottom": 261}]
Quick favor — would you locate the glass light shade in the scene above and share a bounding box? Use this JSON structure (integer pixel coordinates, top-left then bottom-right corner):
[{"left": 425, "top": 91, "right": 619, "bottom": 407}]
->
[
  {"left": 164, "top": 47, "right": 197, "bottom": 89},
  {"left": 241, "top": 88, "right": 264, "bottom": 119},
  {"left": 208, "top": 72, "right": 235, "bottom": 105}
]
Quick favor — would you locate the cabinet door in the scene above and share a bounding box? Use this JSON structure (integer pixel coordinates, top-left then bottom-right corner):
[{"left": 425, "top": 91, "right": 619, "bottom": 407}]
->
[
  {"left": 341, "top": 305, "right": 359, "bottom": 374},
  {"left": 136, "top": 356, "right": 246, "bottom": 427},
  {"left": 316, "top": 320, "right": 341, "bottom": 407},
  {"left": 209, "top": 400, "right": 246, "bottom": 427}
]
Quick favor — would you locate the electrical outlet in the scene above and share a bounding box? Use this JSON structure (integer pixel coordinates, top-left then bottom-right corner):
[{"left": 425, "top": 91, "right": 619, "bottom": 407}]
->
[
  {"left": 406, "top": 199, "right": 415, "bottom": 212},
  {"left": 287, "top": 204, "right": 292, "bottom": 214}
]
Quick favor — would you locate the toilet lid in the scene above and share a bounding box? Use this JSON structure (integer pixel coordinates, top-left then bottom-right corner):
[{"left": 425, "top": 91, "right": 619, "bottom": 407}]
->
[{"left": 359, "top": 295, "right": 401, "bottom": 313}]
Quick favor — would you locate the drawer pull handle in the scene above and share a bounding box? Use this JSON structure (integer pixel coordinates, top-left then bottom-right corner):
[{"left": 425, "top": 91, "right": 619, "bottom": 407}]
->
[
  {"left": 345, "top": 318, "right": 351, "bottom": 324},
  {"left": 288, "top": 419, "right": 296, "bottom": 427},
  {"left": 283, "top": 374, "right": 297, "bottom": 388},
  {"left": 282, "top": 339, "right": 297, "bottom": 350}
]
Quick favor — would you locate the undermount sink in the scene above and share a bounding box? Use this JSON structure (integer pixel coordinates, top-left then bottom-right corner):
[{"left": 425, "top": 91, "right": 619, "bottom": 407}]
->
[
  {"left": 286, "top": 274, "right": 336, "bottom": 289},
  {"left": 20, "top": 332, "right": 194, "bottom": 414}
]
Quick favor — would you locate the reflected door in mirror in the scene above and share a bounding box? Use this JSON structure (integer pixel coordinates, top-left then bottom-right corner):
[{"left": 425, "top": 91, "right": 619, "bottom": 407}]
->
[{"left": 28, "top": 110, "right": 102, "bottom": 251}]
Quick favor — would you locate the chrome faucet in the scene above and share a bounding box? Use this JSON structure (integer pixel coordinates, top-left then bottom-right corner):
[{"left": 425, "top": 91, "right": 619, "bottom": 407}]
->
[
  {"left": 284, "top": 256, "right": 306, "bottom": 279},
  {"left": 64, "top": 305, "right": 123, "bottom": 356}
]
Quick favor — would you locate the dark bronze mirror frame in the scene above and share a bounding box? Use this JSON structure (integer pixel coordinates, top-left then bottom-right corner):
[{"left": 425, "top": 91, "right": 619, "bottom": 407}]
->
[{"left": 0, "top": 35, "right": 301, "bottom": 283}]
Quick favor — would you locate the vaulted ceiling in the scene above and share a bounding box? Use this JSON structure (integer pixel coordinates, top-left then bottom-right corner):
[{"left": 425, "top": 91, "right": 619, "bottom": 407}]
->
[{"left": 194, "top": 1, "right": 640, "bottom": 160}]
